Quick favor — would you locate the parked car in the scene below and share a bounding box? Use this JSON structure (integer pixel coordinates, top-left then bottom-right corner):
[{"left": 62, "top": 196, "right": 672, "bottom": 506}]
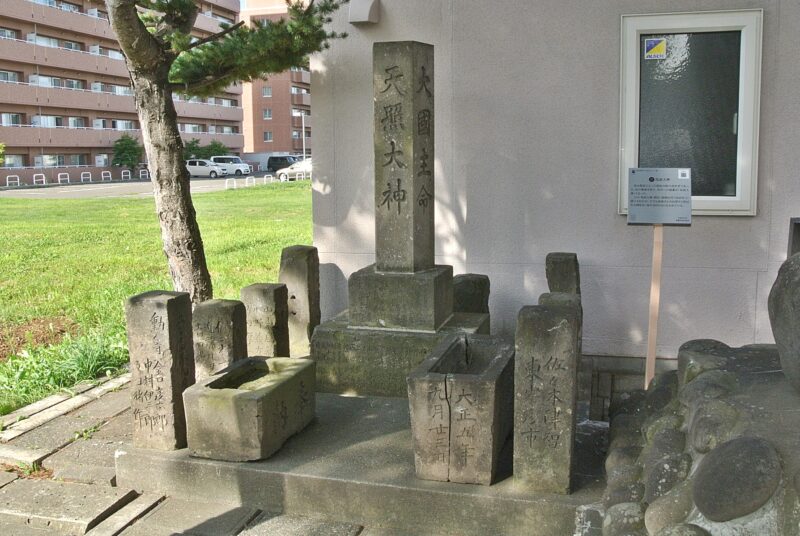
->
[
  {"left": 276, "top": 159, "right": 312, "bottom": 182},
  {"left": 266, "top": 155, "right": 298, "bottom": 173},
  {"left": 210, "top": 155, "right": 251, "bottom": 176},
  {"left": 186, "top": 159, "right": 226, "bottom": 178}
]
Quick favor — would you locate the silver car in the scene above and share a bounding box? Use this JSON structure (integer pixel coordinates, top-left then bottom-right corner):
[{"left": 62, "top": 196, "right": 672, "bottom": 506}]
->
[{"left": 186, "top": 159, "right": 226, "bottom": 178}]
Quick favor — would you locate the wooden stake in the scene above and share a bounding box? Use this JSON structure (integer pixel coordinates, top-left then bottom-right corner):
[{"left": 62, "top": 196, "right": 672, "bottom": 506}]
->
[{"left": 645, "top": 224, "right": 664, "bottom": 389}]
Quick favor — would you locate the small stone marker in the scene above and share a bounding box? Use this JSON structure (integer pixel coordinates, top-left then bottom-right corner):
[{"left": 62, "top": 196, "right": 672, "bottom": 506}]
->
[
  {"left": 241, "top": 283, "right": 290, "bottom": 357},
  {"left": 374, "top": 41, "right": 435, "bottom": 273},
  {"left": 453, "top": 273, "right": 491, "bottom": 314},
  {"left": 407, "top": 334, "right": 514, "bottom": 485},
  {"left": 192, "top": 299, "right": 248, "bottom": 380},
  {"left": 125, "top": 291, "right": 194, "bottom": 450},
  {"left": 514, "top": 302, "right": 580, "bottom": 494},
  {"left": 545, "top": 252, "right": 581, "bottom": 295},
  {"left": 279, "top": 245, "right": 321, "bottom": 356}
]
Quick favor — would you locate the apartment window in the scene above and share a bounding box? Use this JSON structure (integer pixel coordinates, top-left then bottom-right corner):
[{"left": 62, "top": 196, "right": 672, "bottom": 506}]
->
[
  {"left": 0, "top": 113, "right": 22, "bottom": 126},
  {"left": 67, "top": 117, "right": 85, "bottom": 128},
  {"left": 290, "top": 86, "right": 308, "bottom": 95},
  {"left": 0, "top": 28, "right": 18, "bottom": 40},
  {"left": 218, "top": 98, "right": 236, "bottom": 107},
  {"left": 61, "top": 39, "right": 83, "bottom": 51},
  {"left": 0, "top": 71, "right": 19, "bottom": 82},
  {"left": 292, "top": 130, "right": 301, "bottom": 139},
  {"left": 207, "top": 125, "right": 216, "bottom": 134},
  {"left": 112, "top": 120, "right": 136, "bottom": 130},
  {"left": 67, "top": 154, "right": 88, "bottom": 166},
  {"left": 2, "top": 155, "right": 24, "bottom": 168},
  {"left": 263, "top": 108, "right": 272, "bottom": 120},
  {"left": 262, "top": 86, "right": 272, "bottom": 98},
  {"left": 36, "top": 154, "right": 64, "bottom": 167},
  {"left": 32, "top": 115, "right": 64, "bottom": 127},
  {"left": 92, "top": 46, "right": 123, "bottom": 59},
  {"left": 63, "top": 78, "right": 84, "bottom": 90},
  {"left": 28, "top": 34, "right": 60, "bottom": 48},
  {"left": 263, "top": 131, "right": 273, "bottom": 142},
  {"left": 59, "top": 1, "right": 81, "bottom": 13},
  {"left": 291, "top": 108, "right": 308, "bottom": 117},
  {"left": 619, "top": 10, "right": 763, "bottom": 216},
  {"left": 182, "top": 123, "right": 203, "bottom": 133},
  {"left": 220, "top": 126, "right": 235, "bottom": 134},
  {"left": 95, "top": 154, "right": 109, "bottom": 167},
  {"left": 305, "top": 130, "right": 311, "bottom": 138}
]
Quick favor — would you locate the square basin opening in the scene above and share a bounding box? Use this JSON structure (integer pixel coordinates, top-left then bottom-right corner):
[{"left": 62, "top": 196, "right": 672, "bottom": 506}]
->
[
  {"left": 208, "top": 360, "right": 270, "bottom": 390},
  {"left": 430, "top": 337, "right": 498, "bottom": 376}
]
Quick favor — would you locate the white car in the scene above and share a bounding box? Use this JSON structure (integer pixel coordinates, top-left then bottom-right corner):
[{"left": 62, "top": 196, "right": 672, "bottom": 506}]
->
[
  {"left": 276, "top": 158, "right": 312, "bottom": 182},
  {"left": 210, "top": 155, "right": 251, "bottom": 176},
  {"left": 185, "top": 159, "right": 226, "bottom": 178}
]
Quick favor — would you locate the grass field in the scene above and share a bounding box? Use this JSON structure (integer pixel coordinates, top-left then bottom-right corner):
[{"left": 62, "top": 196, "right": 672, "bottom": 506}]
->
[{"left": 0, "top": 182, "right": 312, "bottom": 414}]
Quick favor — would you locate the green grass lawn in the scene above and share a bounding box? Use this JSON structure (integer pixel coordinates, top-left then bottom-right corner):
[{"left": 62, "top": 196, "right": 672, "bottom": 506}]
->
[{"left": 0, "top": 182, "right": 312, "bottom": 414}]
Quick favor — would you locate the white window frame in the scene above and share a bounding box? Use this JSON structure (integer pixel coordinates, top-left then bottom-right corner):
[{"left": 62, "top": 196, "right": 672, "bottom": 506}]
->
[{"left": 619, "top": 10, "right": 763, "bottom": 216}]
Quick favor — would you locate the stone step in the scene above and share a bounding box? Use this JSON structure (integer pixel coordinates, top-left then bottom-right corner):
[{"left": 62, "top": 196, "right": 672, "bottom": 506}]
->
[
  {"left": 0, "top": 479, "right": 137, "bottom": 534},
  {"left": 85, "top": 493, "right": 164, "bottom": 536},
  {"left": 118, "top": 497, "right": 259, "bottom": 536}
]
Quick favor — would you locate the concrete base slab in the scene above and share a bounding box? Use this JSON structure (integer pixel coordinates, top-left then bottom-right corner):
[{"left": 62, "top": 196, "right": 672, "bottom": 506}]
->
[
  {"left": 86, "top": 493, "right": 164, "bottom": 536},
  {"left": 311, "top": 312, "right": 490, "bottom": 397},
  {"left": 0, "top": 519, "right": 63, "bottom": 535},
  {"left": 240, "top": 511, "right": 362, "bottom": 535},
  {"left": 0, "top": 444, "right": 50, "bottom": 466},
  {"left": 119, "top": 497, "right": 259, "bottom": 536},
  {"left": 0, "top": 471, "right": 17, "bottom": 489},
  {"left": 0, "top": 479, "right": 137, "bottom": 534},
  {"left": 116, "top": 394, "right": 604, "bottom": 536}
]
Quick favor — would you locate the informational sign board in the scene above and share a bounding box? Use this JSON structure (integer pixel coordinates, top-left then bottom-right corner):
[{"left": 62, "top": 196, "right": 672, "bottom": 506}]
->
[{"left": 627, "top": 168, "right": 692, "bottom": 225}]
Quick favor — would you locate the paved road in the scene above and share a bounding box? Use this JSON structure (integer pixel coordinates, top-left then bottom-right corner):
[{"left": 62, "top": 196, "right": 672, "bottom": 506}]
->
[{"left": 0, "top": 178, "right": 237, "bottom": 199}]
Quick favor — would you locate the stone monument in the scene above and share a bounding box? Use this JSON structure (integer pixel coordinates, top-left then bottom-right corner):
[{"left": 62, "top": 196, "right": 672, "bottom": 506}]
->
[
  {"left": 514, "top": 298, "right": 581, "bottom": 494},
  {"left": 125, "top": 291, "right": 195, "bottom": 450},
  {"left": 192, "top": 299, "right": 248, "bottom": 380},
  {"left": 279, "top": 245, "right": 320, "bottom": 357},
  {"left": 240, "top": 283, "right": 290, "bottom": 357},
  {"left": 311, "top": 41, "right": 490, "bottom": 397}
]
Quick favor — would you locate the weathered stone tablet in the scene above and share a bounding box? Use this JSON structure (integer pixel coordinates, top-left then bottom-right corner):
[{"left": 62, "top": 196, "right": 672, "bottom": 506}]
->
[
  {"left": 453, "top": 273, "right": 491, "bottom": 314},
  {"left": 279, "top": 245, "right": 320, "bottom": 357},
  {"left": 514, "top": 302, "right": 580, "bottom": 494},
  {"left": 125, "top": 291, "right": 194, "bottom": 450},
  {"left": 192, "top": 299, "right": 248, "bottom": 380},
  {"left": 241, "top": 283, "right": 290, "bottom": 358},
  {"left": 545, "top": 252, "right": 581, "bottom": 295}
]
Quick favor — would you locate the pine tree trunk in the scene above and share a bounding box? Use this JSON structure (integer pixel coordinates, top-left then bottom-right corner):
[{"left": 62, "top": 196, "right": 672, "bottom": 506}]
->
[{"left": 131, "top": 65, "right": 213, "bottom": 303}]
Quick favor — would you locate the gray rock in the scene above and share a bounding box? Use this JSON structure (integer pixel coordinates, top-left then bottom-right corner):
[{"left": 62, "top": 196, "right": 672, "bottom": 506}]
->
[
  {"left": 678, "top": 369, "right": 737, "bottom": 407},
  {"left": 605, "top": 446, "right": 642, "bottom": 477},
  {"left": 644, "top": 480, "right": 693, "bottom": 534},
  {"left": 545, "top": 252, "right": 581, "bottom": 294},
  {"left": 646, "top": 370, "right": 679, "bottom": 413},
  {"left": 407, "top": 334, "right": 514, "bottom": 485},
  {"left": 768, "top": 253, "right": 800, "bottom": 393},
  {"left": 453, "top": 273, "right": 490, "bottom": 314},
  {"left": 607, "top": 464, "right": 642, "bottom": 488},
  {"left": 603, "top": 481, "right": 645, "bottom": 509},
  {"left": 602, "top": 502, "right": 646, "bottom": 536},
  {"left": 643, "top": 453, "right": 692, "bottom": 504},
  {"left": 240, "top": 283, "right": 290, "bottom": 358},
  {"left": 654, "top": 524, "right": 711, "bottom": 536},
  {"left": 192, "top": 299, "right": 248, "bottom": 381},
  {"left": 279, "top": 245, "right": 320, "bottom": 356},
  {"left": 125, "top": 291, "right": 194, "bottom": 450},
  {"left": 639, "top": 429, "right": 685, "bottom": 469},
  {"left": 609, "top": 389, "right": 647, "bottom": 419},
  {"left": 687, "top": 398, "right": 739, "bottom": 453},
  {"left": 693, "top": 436, "right": 783, "bottom": 522},
  {"left": 609, "top": 430, "right": 645, "bottom": 450},
  {"left": 643, "top": 414, "right": 684, "bottom": 443},
  {"left": 677, "top": 340, "right": 730, "bottom": 386},
  {"left": 514, "top": 302, "right": 581, "bottom": 494}
]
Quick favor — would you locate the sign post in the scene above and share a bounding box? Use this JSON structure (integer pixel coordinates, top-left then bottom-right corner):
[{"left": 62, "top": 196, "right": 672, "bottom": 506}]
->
[{"left": 628, "top": 168, "right": 692, "bottom": 388}]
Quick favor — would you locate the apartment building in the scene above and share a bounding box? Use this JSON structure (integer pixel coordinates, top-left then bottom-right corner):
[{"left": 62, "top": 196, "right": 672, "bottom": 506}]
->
[
  {"left": 0, "top": 0, "right": 244, "bottom": 185},
  {"left": 241, "top": 0, "right": 311, "bottom": 159}
]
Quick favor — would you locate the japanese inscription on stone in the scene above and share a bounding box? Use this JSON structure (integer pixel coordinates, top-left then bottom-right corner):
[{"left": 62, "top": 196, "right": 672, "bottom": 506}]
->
[
  {"left": 125, "top": 291, "right": 194, "bottom": 450},
  {"left": 374, "top": 41, "right": 435, "bottom": 273},
  {"left": 514, "top": 304, "right": 580, "bottom": 494}
]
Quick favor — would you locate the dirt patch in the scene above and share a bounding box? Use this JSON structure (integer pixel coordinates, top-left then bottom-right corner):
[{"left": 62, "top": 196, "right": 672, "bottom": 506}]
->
[
  {"left": 1, "top": 463, "right": 53, "bottom": 480},
  {"left": 0, "top": 317, "right": 79, "bottom": 362}
]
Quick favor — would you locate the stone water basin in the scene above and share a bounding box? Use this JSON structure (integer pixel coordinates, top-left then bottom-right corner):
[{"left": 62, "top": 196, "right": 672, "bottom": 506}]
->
[
  {"left": 183, "top": 357, "right": 315, "bottom": 461},
  {"left": 407, "top": 334, "right": 514, "bottom": 485}
]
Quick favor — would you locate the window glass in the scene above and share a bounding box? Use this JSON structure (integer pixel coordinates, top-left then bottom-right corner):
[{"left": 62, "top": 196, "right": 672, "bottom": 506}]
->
[
  {"left": 0, "top": 28, "right": 18, "bottom": 39},
  {"left": 262, "top": 86, "right": 272, "bottom": 97},
  {"left": 263, "top": 131, "right": 273, "bottom": 142},
  {"left": 3, "top": 155, "right": 24, "bottom": 168},
  {"left": 0, "top": 71, "right": 19, "bottom": 82},
  {"left": 263, "top": 108, "right": 272, "bottom": 120},
  {"left": 1, "top": 113, "right": 22, "bottom": 126}
]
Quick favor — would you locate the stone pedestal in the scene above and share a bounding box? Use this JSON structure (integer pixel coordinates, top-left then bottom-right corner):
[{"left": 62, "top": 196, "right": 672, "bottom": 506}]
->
[
  {"left": 407, "top": 334, "right": 514, "bottom": 485},
  {"left": 183, "top": 358, "right": 315, "bottom": 462},
  {"left": 192, "top": 299, "right": 248, "bottom": 381},
  {"left": 312, "top": 312, "right": 489, "bottom": 397},
  {"left": 125, "top": 291, "right": 195, "bottom": 450},
  {"left": 278, "top": 245, "right": 320, "bottom": 357},
  {"left": 240, "top": 283, "right": 290, "bottom": 358},
  {"left": 514, "top": 302, "right": 581, "bottom": 494},
  {"left": 348, "top": 264, "right": 453, "bottom": 331}
]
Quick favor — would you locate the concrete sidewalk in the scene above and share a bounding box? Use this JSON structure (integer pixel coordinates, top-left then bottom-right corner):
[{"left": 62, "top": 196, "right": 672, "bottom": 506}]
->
[{"left": 0, "top": 379, "right": 396, "bottom": 536}]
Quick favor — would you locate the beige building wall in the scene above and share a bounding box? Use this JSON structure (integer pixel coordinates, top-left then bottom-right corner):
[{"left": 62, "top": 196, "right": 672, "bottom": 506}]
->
[{"left": 312, "top": 0, "right": 800, "bottom": 359}]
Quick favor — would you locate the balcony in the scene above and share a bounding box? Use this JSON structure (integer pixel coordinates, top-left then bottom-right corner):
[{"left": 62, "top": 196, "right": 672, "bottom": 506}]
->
[
  {"left": 205, "top": 0, "right": 240, "bottom": 15},
  {"left": 290, "top": 70, "right": 311, "bottom": 84},
  {"left": 0, "top": 125, "right": 138, "bottom": 148},
  {"left": 5, "top": 0, "right": 116, "bottom": 41},
  {"left": 291, "top": 93, "right": 311, "bottom": 106},
  {"left": 194, "top": 13, "right": 226, "bottom": 35},
  {"left": 2, "top": 37, "right": 129, "bottom": 77},
  {"left": 175, "top": 100, "right": 243, "bottom": 122},
  {"left": 180, "top": 131, "right": 244, "bottom": 151},
  {"left": 291, "top": 115, "right": 311, "bottom": 128}
]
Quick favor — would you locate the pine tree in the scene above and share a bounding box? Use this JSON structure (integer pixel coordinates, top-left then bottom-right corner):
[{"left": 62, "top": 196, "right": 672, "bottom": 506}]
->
[{"left": 105, "top": 0, "right": 345, "bottom": 303}]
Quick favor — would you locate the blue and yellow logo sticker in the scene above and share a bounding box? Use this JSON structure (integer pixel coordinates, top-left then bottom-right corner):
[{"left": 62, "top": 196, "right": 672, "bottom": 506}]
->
[{"left": 644, "top": 38, "right": 667, "bottom": 60}]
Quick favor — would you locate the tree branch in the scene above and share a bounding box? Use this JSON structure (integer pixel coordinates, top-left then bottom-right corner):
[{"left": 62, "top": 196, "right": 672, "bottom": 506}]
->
[
  {"left": 170, "top": 71, "right": 235, "bottom": 94},
  {"left": 105, "top": 0, "right": 166, "bottom": 68},
  {"left": 186, "top": 21, "right": 245, "bottom": 51}
]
